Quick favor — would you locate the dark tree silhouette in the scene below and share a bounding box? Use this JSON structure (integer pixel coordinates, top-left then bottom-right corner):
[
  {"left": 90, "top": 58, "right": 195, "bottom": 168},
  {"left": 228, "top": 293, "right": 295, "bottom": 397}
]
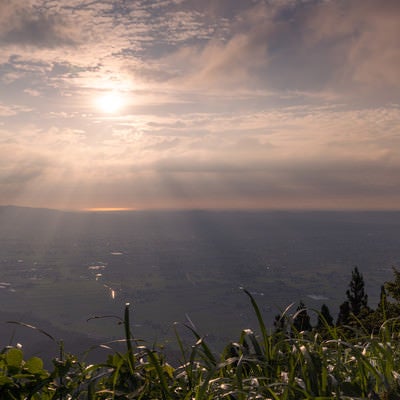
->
[
  {"left": 336, "top": 300, "right": 351, "bottom": 326},
  {"left": 346, "top": 266, "right": 368, "bottom": 316},
  {"left": 317, "top": 303, "right": 334, "bottom": 329},
  {"left": 293, "top": 301, "right": 312, "bottom": 332},
  {"left": 378, "top": 267, "right": 400, "bottom": 322},
  {"left": 385, "top": 267, "right": 400, "bottom": 303},
  {"left": 377, "top": 285, "right": 388, "bottom": 314}
]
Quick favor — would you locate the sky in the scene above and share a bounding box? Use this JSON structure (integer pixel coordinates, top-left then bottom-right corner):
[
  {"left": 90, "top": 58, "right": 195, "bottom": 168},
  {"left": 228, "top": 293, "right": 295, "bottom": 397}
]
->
[{"left": 0, "top": 0, "right": 399, "bottom": 211}]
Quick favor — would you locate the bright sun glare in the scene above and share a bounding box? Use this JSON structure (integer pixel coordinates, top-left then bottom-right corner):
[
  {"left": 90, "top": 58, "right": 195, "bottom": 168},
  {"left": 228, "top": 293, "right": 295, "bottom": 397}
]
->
[{"left": 96, "top": 92, "right": 125, "bottom": 113}]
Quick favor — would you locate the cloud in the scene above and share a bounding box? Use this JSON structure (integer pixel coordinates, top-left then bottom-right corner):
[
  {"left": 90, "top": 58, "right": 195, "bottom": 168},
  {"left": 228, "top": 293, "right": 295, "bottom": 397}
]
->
[
  {"left": 1, "top": 0, "right": 398, "bottom": 101},
  {"left": 303, "top": 0, "right": 400, "bottom": 95},
  {"left": 0, "top": 102, "right": 32, "bottom": 116},
  {"left": 144, "top": 0, "right": 400, "bottom": 100},
  {"left": 24, "top": 88, "right": 41, "bottom": 96},
  {"left": 0, "top": 0, "right": 79, "bottom": 48},
  {"left": 0, "top": 104, "right": 19, "bottom": 117},
  {"left": 138, "top": 1, "right": 272, "bottom": 89},
  {"left": 0, "top": 136, "right": 50, "bottom": 205}
]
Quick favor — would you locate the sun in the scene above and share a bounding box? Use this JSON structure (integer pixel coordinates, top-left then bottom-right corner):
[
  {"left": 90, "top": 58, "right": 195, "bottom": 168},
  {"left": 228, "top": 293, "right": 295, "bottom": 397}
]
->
[{"left": 95, "top": 91, "right": 125, "bottom": 113}]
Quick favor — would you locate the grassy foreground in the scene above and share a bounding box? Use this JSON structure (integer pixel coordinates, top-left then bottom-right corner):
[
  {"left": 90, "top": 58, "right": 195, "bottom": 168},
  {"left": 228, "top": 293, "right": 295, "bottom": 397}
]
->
[{"left": 1, "top": 290, "right": 400, "bottom": 399}]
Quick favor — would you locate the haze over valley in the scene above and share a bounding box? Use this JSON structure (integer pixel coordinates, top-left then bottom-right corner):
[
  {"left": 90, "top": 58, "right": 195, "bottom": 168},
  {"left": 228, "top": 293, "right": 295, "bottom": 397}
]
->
[{"left": 1, "top": 206, "right": 400, "bottom": 359}]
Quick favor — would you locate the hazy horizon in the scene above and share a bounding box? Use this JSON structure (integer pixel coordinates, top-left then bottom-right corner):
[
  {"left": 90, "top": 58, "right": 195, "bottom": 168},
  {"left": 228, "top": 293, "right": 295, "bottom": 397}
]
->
[{"left": 4, "top": 204, "right": 400, "bottom": 213}]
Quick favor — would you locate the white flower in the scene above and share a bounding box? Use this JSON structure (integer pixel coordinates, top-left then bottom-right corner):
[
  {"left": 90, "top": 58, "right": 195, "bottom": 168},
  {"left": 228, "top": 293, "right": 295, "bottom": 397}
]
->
[
  {"left": 362, "top": 347, "right": 367, "bottom": 356},
  {"left": 281, "top": 371, "right": 289, "bottom": 383},
  {"left": 250, "top": 378, "right": 259, "bottom": 386},
  {"left": 295, "top": 377, "right": 306, "bottom": 390}
]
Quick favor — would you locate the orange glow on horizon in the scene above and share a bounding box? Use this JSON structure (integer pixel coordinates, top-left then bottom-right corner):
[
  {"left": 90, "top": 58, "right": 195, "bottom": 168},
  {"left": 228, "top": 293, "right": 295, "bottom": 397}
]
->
[{"left": 85, "top": 207, "right": 136, "bottom": 212}]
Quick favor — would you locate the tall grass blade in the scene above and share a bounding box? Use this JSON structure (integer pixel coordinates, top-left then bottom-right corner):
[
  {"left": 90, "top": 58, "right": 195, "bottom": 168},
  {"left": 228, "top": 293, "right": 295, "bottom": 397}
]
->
[
  {"left": 143, "top": 347, "right": 173, "bottom": 400},
  {"left": 123, "top": 302, "right": 135, "bottom": 372},
  {"left": 7, "top": 321, "right": 56, "bottom": 341},
  {"left": 241, "top": 288, "right": 270, "bottom": 357},
  {"left": 183, "top": 324, "right": 217, "bottom": 367}
]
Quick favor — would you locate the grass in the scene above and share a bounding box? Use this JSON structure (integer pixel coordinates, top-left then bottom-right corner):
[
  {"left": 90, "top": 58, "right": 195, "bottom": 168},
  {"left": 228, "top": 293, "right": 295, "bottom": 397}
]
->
[{"left": 1, "top": 293, "right": 400, "bottom": 399}]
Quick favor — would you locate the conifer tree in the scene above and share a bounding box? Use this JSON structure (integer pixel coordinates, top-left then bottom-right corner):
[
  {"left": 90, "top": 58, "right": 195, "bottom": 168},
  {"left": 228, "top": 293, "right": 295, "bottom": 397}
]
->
[
  {"left": 385, "top": 267, "right": 400, "bottom": 303},
  {"left": 381, "top": 267, "right": 400, "bottom": 320},
  {"left": 317, "top": 303, "right": 334, "bottom": 329},
  {"left": 362, "top": 285, "right": 389, "bottom": 333},
  {"left": 377, "top": 285, "right": 388, "bottom": 314},
  {"left": 346, "top": 266, "right": 368, "bottom": 316},
  {"left": 336, "top": 300, "right": 350, "bottom": 326},
  {"left": 293, "top": 301, "right": 312, "bottom": 332}
]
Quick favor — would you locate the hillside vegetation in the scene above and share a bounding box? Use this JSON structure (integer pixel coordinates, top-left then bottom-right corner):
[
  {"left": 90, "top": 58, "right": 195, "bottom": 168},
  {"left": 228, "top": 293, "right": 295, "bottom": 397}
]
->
[{"left": 2, "top": 268, "right": 400, "bottom": 399}]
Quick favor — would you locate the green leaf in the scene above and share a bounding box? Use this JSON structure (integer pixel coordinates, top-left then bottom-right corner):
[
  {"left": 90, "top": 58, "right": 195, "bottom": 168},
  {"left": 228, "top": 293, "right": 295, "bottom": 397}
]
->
[
  {"left": 163, "top": 363, "right": 175, "bottom": 379},
  {"left": 0, "top": 375, "right": 13, "bottom": 385},
  {"left": 11, "top": 373, "right": 34, "bottom": 379},
  {"left": 5, "top": 348, "right": 23, "bottom": 368},
  {"left": 25, "top": 356, "right": 44, "bottom": 374}
]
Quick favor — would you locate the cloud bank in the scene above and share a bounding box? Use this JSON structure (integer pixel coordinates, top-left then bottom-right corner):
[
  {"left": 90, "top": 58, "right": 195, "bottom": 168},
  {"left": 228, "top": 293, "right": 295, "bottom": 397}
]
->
[{"left": 0, "top": 0, "right": 399, "bottom": 210}]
